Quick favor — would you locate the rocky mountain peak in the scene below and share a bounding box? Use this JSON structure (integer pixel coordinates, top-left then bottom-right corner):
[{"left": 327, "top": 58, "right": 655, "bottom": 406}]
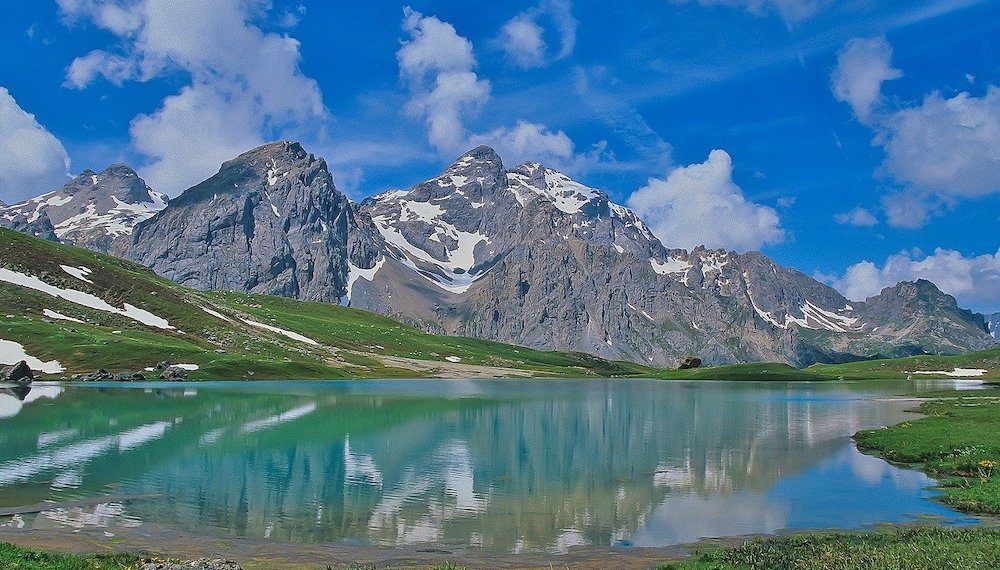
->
[
  {"left": 0, "top": 163, "right": 164, "bottom": 254},
  {"left": 129, "top": 140, "right": 358, "bottom": 302}
]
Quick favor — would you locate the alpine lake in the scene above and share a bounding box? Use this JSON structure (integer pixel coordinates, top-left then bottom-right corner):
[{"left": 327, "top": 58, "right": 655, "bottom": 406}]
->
[{"left": 0, "top": 378, "right": 986, "bottom": 565}]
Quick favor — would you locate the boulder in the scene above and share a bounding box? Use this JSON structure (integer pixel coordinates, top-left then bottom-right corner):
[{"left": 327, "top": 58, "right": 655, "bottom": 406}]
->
[
  {"left": 677, "top": 356, "right": 702, "bottom": 370},
  {"left": 159, "top": 367, "right": 188, "bottom": 381},
  {"left": 113, "top": 372, "right": 146, "bottom": 381},
  {"left": 2, "top": 360, "right": 33, "bottom": 384}
]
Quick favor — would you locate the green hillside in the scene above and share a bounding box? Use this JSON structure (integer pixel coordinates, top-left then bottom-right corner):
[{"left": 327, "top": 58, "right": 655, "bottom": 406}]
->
[{"left": 0, "top": 228, "right": 652, "bottom": 379}]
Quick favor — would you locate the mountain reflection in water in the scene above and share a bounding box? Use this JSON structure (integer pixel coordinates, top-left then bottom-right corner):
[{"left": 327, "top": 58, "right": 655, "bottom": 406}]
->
[{"left": 0, "top": 379, "right": 973, "bottom": 552}]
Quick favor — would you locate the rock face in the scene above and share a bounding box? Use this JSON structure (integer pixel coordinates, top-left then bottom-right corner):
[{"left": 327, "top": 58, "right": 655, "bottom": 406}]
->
[
  {"left": 130, "top": 141, "right": 373, "bottom": 301},
  {"left": 0, "top": 165, "right": 165, "bottom": 254},
  {"left": 125, "top": 141, "right": 997, "bottom": 367},
  {"left": 987, "top": 313, "right": 1000, "bottom": 340}
]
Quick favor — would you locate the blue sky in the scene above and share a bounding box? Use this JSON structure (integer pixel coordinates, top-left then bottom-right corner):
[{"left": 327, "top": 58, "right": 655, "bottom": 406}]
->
[{"left": 0, "top": 0, "right": 998, "bottom": 311}]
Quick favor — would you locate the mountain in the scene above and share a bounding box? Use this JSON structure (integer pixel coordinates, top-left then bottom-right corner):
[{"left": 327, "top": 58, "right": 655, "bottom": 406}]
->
[
  {"left": 0, "top": 165, "right": 165, "bottom": 254},
  {"left": 0, "top": 226, "right": 645, "bottom": 379},
  {"left": 61, "top": 141, "right": 997, "bottom": 367},
  {"left": 130, "top": 141, "right": 382, "bottom": 301},
  {"left": 346, "top": 146, "right": 995, "bottom": 366}
]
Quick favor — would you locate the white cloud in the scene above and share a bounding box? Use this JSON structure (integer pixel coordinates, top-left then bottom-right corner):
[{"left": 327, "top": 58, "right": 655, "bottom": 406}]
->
[
  {"left": 501, "top": 17, "right": 546, "bottom": 69},
  {"left": 879, "top": 87, "right": 1000, "bottom": 226},
  {"left": 831, "top": 37, "right": 1000, "bottom": 228},
  {"left": 398, "top": 7, "right": 582, "bottom": 167},
  {"left": 672, "top": 0, "right": 829, "bottom": 26},
  {"left": 830, "top": 37, "right": 902, "bottom": 124},
  {"left": 500, "top": 0, "right": 578, "bottom": 69},
  {"left": 834, "top": 206, "right": 878, "bottom": 227},
  {"left": 827, "top": 248, "right": 1000, "bottom": 311},
  {"left": 469, "top": 121, "right": 574, "bottom": 167},
  {"left": 626, "top": 149, "right": 784, "bottom": 252},
  {"left": 58, "top": 0, "right": 328, "bottom": 195},
  {"left": 0, "top": 87, "right": 71, "bottom": 202},
  {"left": 398, "top": 7, "right": 489, "bottom": 156}
]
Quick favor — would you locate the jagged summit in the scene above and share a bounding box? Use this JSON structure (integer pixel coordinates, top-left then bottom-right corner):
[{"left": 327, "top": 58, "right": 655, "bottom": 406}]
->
[
  {"left": 129, "top": 139, "right": 366, "bottom": 302},
  {"left": 0, "top": 164, "right": 165, "bottom": 254}
]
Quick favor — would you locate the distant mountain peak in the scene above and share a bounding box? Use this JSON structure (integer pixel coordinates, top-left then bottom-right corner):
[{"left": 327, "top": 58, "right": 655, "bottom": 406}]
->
[{"left": 0, "top": 163, "right": 164, "bottom": 253}]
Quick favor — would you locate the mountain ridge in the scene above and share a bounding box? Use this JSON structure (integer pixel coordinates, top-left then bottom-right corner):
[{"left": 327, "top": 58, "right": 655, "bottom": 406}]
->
[{"left": 3, "top": 140, "right": 994, "bottom": 367}]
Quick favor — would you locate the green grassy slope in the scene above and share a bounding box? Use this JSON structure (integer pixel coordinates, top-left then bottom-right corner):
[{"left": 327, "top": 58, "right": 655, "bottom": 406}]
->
[
  {"left": 0, "top": 228, "right": 652, "bottom": 379},
  {"left": 808, "top": 348, "right": 1000, "bottom": 380}
]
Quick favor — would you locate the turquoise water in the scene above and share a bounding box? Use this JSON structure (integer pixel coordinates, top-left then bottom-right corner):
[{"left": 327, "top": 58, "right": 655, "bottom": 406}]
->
[{"left": 0, "top": 379, "right": 978, "bottom": 552}]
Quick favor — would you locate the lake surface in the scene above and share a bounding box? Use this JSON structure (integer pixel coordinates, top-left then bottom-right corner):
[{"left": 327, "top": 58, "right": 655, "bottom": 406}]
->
[{"left": 0, "top": 379, "right": 980, "bottom": 553}]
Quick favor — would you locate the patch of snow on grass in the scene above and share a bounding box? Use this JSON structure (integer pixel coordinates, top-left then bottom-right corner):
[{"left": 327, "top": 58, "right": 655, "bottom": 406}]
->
[
  {"left": 0, "top": 268, "right": 174, "bottom": 329},
  {"left": 43, "top": 309, "right": 84, "bottom": 324},
  {"left": 59, "top": 265, "right": 93, "bottom": 284},
  {"left": 241, "top": 318, "right": 319, "bottom": 346},
  {"left": 200, "top": 306, "right": 230, "bottom": 321},
  {"left": 912, "top": 368, "right": 988, "bottom": 378},
  {"left": 172, "top": 364, "right": 199, "bottom": 371},
  {"left": 445, "top": 356, "right": 462, "bottom": 363},
  {"left": 0, "top": 339, "right": 64, "bottom": 374}
]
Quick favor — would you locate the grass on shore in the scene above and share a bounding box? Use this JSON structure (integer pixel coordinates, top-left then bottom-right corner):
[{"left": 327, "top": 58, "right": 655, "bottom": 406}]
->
[
  {"left": 0, "top": 543, "right": 142, "bottom": 570},
  {"left": 654, "top": 347, "right": 1000, "bottom": 382},
  {"left": 656, "top": 362, "right": 828, "bottom": 381},
  {"left": 661, "top": 526, "right": 1000, "bottom": 570},
  {"left": 854, "top": 390, "right": 1000, "bottom": 514}
]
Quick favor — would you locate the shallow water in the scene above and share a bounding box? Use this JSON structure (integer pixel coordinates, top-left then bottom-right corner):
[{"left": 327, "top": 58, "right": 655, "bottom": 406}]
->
[{"left": 0, "top": 379, "right": 980, "bottom": 553}]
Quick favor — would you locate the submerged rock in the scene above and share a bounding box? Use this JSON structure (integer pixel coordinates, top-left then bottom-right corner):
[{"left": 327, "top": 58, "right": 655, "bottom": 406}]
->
[
  {"left": 140, "top": 560, "right": 243, "bottom": 570},
  {"left": 2, "top": 360, "right": 33, "bottom": 383}
]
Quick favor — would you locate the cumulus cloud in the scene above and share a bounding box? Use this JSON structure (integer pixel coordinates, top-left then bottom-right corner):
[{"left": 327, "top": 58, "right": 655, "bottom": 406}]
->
[
  {"left": 830, "top": 37, "right": 902, "bottom": 124},
  {"left": 398, "top": 7, "right": 579, "bottom": 167},
  {"left": 626, "top": 149, "right": 784, "bottom": 252},
  {"left": 0, "top": 87, "right": 71, "bottom": 202},
  {"left": 834, "top": 206, "right": 878, "bottom": 227},
  {"left": 500, "top": 0, "right": 578, "bottom": 69},
  {"left": 58, "top": 0, "right": 328, "bottom": 195},
  {"left": 827, "top": 248, "right": 1000, "bottom": 312},
  {"left": 672, "top": 0, "right": 829, "bottom": 26},
  {"left": 500, "top": 17, "right": 546, "bottom": 69},
  {"left": 831, "top": 36, "right": 1000, "bottom": 228}
]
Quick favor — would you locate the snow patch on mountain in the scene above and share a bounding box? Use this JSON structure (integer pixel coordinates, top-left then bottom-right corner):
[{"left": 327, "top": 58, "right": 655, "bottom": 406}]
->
[
  {"left": 506, "top": 163, "right": 599, "bottom": 214},
  {"left": 344, "top": 257, "right": 386, "bottom": 303},
  {"left": 651, "top": 257, "right": 692, "bottom": 275}
]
